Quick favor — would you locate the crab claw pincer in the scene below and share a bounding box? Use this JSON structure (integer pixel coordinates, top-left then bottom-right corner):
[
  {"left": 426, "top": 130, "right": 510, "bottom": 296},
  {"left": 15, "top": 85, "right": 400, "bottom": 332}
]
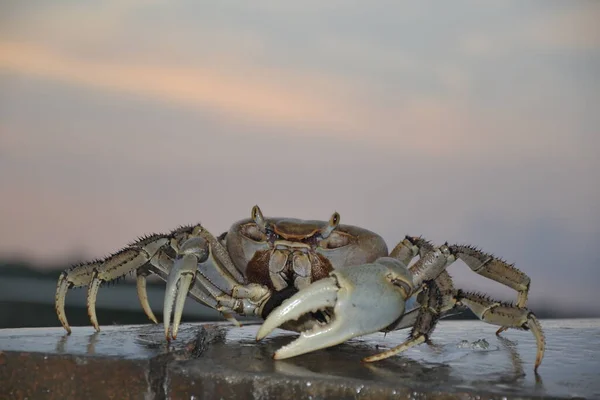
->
[
  {"left": 256, "top": 257, "right": 413, "bottom": 360},
  {"left": 163, "top": 237, "right": 210, "bottom": 340},
  {"left": 163, "top": 253, "right": 197, "bottom": 340}
]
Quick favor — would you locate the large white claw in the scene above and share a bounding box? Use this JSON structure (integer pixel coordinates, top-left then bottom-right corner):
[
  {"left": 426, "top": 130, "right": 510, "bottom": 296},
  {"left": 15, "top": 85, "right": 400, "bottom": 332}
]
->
[
  {"left": 257, "top": 258, "right": 410, "bottom": 360},
  {"left": 256, "top": 277, "right": 339, "bottom": 341}
]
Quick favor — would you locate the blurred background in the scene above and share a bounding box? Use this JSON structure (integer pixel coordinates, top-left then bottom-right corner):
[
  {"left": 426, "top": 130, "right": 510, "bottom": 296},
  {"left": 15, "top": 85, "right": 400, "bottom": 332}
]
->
[{"left": 0, "top": 1, "right": 598, "bottom": 330}]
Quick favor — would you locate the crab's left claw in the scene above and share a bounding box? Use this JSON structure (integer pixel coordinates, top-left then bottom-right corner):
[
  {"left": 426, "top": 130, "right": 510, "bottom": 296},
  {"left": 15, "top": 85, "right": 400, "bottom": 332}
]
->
[
  {"left": 163, "top": 237, "right": 210, "bottom": 340},
  {"left": 256, "top": 257, "right": 413, "bottom": 360}
]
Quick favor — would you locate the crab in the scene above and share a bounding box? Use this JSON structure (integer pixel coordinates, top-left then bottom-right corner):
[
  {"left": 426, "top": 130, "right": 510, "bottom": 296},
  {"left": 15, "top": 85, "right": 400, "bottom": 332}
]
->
[{"left": 55, "top": 206, "right": 545, "bottom": 371}]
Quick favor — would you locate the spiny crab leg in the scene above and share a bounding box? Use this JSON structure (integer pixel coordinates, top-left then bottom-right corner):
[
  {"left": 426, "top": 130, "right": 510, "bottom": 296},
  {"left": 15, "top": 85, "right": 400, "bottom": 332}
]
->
[
  {"left": 55, "top": 260, "right": 103, "bottom": 334},
  {"left": 388, "top": 236, "right": 545, "bottom": 371},
  {"left": 363, "top": 289, "right": 546, "bottom": 371},
  {"left": 55, "top": 235, "right": 170, "bottom": 333},
  {"left": 458, "top": 291, "right": 545, "bottom": 372},
  {"left": 257, "top": 258, "right": 412, "bottom": 360}
]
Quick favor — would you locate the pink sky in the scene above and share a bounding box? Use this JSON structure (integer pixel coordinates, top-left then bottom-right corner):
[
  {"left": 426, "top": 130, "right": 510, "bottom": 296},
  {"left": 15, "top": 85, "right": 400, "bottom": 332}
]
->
[{"left": 0, "top": 1, "right": 599, "bottom": 311}]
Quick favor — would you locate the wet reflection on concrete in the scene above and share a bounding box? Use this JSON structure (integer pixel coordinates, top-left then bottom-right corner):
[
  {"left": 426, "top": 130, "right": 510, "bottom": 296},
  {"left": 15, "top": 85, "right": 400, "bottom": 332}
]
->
[
  {"left": 205, "top": 319, "right": 597, "bottom": 398},
  {"left": 1, "top": 319, "right": 599, "bottom": 399},
  {"left": 3, "top": 323, "right": 201, "bottom": 358}
]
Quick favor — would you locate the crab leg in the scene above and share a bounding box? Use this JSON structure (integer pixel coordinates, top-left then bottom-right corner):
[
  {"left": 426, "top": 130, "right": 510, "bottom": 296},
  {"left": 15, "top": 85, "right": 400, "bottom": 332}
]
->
[
  {"left": 392, "top": 236, "right": 533, "bottom": 335},
  {"left": 136, "top": 269, "right": 158, "bottom": 324},
  {"left": 458, "top": 291, "right": 545, "bottom": 372},
  {"left": 452, "top": 245, "right": 531, "bottom": 308},
  {"left": 55, "top": 260, "right": 102, "bottom": 334},
  {"left": 451, "top": 244, "right": 531, "bottom": 335},
  {"left": 383, "top": 237, "right": 456, "bottom": 332},
  {"left": 395, "top": 238, "right": 544, "bottom": 371},
  {"left": 55, "top": 235, "right": 169, "bottom": 333},
  {"left": 365, "top": 279, "right": 450, "bottom": 362},
  {"left": 368, "top": 288, "right": 545, "bottom": 371}
]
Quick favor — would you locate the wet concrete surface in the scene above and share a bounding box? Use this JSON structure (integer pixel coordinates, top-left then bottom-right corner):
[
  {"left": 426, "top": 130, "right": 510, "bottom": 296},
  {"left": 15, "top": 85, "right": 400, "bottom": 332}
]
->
[{"left": 1, "top": 319, "right": 598, "bottom": 399}]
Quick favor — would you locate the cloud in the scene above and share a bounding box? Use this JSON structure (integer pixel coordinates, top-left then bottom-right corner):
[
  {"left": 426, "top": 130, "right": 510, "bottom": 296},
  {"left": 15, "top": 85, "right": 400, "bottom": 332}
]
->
[
  {"left": 2, "top": 2, "right": 598, "bottom": 162},
  {"left": 459, "top": 2, "right": 600, "bottom": 57},
  {"left": 4, "top": 37, "right": 591, "bottom": 167},
  {"left": 0, "top": 39, "right": 495, "bottom": 161},
  {"left": 525, "top": 3, "right": 600, "bottom": 51},
  {"left": 0, "top": 41, "right": 360, "bottom": 132}
]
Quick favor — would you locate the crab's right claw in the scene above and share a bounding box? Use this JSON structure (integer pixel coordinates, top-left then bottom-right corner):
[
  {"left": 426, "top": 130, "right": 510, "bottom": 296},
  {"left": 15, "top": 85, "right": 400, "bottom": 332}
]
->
[
  {"left": 163, "top": 237, "right": 209, "bottom": 340},
  {"left": 256, "top": 257, "right": 414, "bottom": 360}
]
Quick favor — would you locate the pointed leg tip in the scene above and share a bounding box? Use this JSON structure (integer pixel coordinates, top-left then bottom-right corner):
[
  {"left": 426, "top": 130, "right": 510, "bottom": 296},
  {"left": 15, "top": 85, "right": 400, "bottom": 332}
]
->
[
  {"left": 145, "top": 312, "right": 159, "bottom": 325},
  {"left": 255, "top": 327, "right": 270, "bottom": 341},
  {"left": 256, "top": 326, "right": 271, "bottom": 341},
  {"left": 60, "top": 322, "right": 72, "bottom": 335},
  {"left": 223, "top": 312, "right": 241, "bottom": 327},
  {"left": 172, "top": 325, "right": 180, "bottom": 340},
  {"left": 534, "top": 356, "right": 543, "bottom": 373}
]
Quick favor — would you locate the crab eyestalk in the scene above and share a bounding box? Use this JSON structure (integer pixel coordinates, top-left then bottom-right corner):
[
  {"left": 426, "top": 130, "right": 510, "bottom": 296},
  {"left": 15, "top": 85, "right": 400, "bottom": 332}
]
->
[
  {"left": 252, "top": 205, "right": 267, "bottom": 232},
  {"left": 320, "top": 212, "right": 340, "bottom": 239},
  {"left": 256, "top": 257, "right": 413, "bottom": 359}
]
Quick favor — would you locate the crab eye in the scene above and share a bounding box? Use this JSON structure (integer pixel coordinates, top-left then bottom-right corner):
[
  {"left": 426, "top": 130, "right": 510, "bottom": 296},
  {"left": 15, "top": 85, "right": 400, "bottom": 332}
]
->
[
  {"left": 241, "top": 224, "right": 268, "bottom": 242},
  {"left": 319, "top": 231, "right": 350, "bottom": 249}
]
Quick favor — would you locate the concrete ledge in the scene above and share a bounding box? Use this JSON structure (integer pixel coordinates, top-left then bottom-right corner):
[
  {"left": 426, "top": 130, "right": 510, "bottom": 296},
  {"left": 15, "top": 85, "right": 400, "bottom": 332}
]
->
[
  {"left": 1, "top": 320, "right": 598, "bottom": 399},
  {"left": 2, "top": 352, "right": 154, "bottom": 399}
]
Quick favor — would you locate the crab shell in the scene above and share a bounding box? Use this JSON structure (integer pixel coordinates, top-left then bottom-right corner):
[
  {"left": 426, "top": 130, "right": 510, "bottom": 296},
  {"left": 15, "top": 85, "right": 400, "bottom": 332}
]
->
[{"left": 225, "top": 209, "right": 389, "bottom": 293}]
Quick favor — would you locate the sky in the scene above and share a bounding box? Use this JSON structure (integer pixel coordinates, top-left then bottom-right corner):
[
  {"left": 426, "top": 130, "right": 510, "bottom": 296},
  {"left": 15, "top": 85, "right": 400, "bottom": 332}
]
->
[{"left": 0, "top": 1, "right": 599, "bottom": 314}]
